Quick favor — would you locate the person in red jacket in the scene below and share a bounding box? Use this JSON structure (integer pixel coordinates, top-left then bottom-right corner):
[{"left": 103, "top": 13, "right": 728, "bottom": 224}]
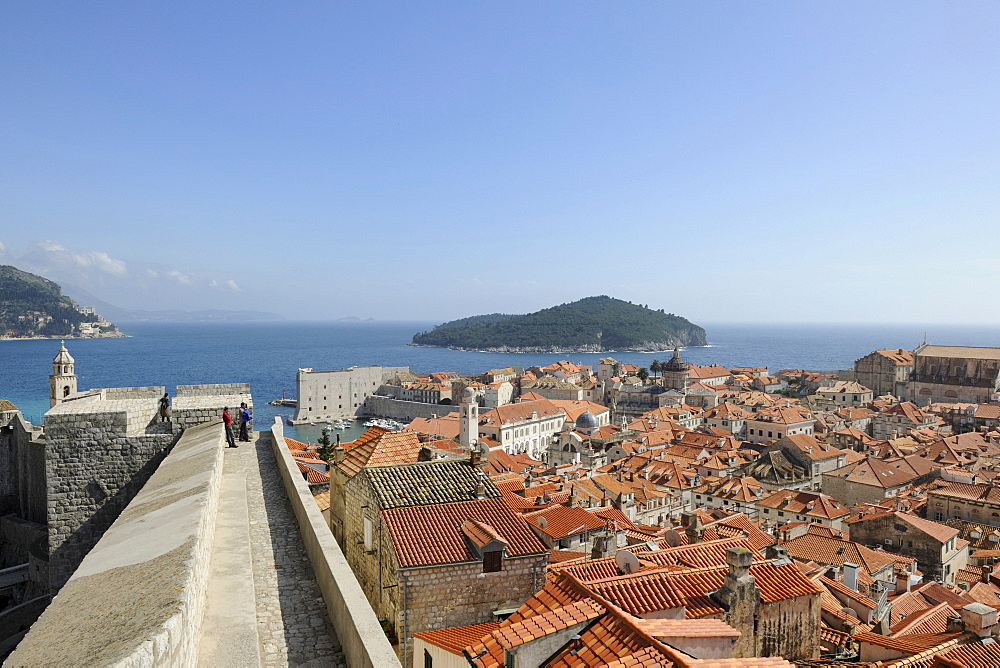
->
[{"left": 223, "top": 407, "right": 237, "bottom": 448}]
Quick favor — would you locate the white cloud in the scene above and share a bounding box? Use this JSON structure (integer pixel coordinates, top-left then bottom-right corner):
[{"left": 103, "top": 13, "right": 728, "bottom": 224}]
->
[
  {"left": 0, "top": 241, "right": 6, "bottom": 258},
  {"left": 209, "top": 279, "right": 218, "bottom": 288},
  {"left": 225, "top": 279, "right": 240, "bottom": 291},
  {"left": 20, "top": 240, "right": 128, "bottom": 277},
  {"left": 167, "top": 270, "right": 193, "bottom": 286},
  {"left": 74, "top": 250, "right": 127, "bottom": 277},
  {"left": 146, "top": 268, "right": 158, "bottom": 279},
  {"left": 39, "top": 240, "right": 66, "bottom": 252}
]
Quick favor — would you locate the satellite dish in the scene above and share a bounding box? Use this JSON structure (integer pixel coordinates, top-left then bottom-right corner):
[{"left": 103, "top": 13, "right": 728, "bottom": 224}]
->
[
  {"left": 537, "top": 517, "right": 548, "bottom": 530},
  {"left": 615, "top": 550, "right": 641, "bottom": 575},
  {"left": 663, "top": 529, "right": 683, "bottom": 548}
]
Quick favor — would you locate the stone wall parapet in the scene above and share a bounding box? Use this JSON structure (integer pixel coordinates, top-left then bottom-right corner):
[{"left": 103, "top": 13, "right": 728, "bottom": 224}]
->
[
  {"left": 270, "top": 418, "right": 401, "bottom": 668},
  {"left": 7, "top": 420, "right": 226, "bottom": 666}
]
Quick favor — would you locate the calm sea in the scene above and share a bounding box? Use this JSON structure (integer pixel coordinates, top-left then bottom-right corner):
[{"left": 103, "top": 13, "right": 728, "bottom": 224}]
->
[{"left": 2, "top": 321, "right": 998, "bottom": 443}]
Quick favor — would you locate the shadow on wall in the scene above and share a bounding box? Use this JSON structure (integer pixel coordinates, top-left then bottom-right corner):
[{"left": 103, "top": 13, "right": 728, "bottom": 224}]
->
[{"left": 47, "top": 435, "right": 178, "bottom": 593}]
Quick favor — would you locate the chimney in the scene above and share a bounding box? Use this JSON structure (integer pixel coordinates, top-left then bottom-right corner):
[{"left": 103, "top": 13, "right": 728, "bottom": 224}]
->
[
  {"left": 946, "top": 615, "right": 965, "bottom": 634},
  {"left": 961, "top": 603, "right": 999, "bottom": 638},
  {"left": 470, "top": 444, "right": 482, "bottom": 467},
  {"left": 591, "top": 529, "right": 615, "bottom": 560},
  {"left": 843, "top": 562, "right": 860, "bottom": 592},
  {"left": 333, "top": 445, "right": 346, "bottom": 465},
  {"left": 684, "top": 513, "right": 704, "bottom": 545},
  {"left": 716, "top": 546, "right": 761, "bottom": 654},
  {"left": 474, "top": 471, "right": 486, "bottom": 499},
  {"left": 418, "top": 445, "right": 433, "bottom": 462},
  {"left": 895, "top": 571, "right": 911, "bottom": 594},
  {"left": 764, "top": 543, "right": 789, "bottom": 561}
]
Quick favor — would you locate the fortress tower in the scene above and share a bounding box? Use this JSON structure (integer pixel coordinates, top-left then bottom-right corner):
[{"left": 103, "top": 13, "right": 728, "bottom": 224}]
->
[{"left": 49, "top": 341, "right": 77, "bottom": 408}]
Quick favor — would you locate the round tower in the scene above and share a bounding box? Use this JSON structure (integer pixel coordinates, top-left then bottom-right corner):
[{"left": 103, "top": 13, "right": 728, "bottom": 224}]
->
[{"left": 50, "top": 340, "right": 78, "bottom": 408}]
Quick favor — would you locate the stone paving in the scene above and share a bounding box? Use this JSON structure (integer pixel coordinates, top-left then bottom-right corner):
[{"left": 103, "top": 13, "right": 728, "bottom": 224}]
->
[{"left": 228, "top": 432, "right": 343, "bottom": 666}]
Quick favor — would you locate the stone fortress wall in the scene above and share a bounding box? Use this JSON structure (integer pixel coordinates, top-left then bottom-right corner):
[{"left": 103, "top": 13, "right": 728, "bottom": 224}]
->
[
  {"left": 42, "top": 383, "right": 251, "bottom": 592},
  {"left": 362, "top": 394, "right": 459, "bottom": 422},
  {"left": 292, "top": 365, "right": 409, "bottom": 424}
]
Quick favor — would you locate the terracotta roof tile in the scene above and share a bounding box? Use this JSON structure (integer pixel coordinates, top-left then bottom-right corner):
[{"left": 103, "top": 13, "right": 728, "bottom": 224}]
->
[
  {"left": 365, "top": 459, "right": 500, "bottom": 509},
  {"left": 382, "top": 497, "right": 546, "bottom": 568},
  {"left": 412, "top": 621, "right": 501, "bottom": 655}
]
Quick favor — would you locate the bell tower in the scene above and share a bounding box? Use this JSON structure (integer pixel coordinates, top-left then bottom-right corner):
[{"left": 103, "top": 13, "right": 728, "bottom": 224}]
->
[
  {"left": 459, "top": 387, "right": 479, "bottom": 449},
  {"left": 50, "top": 340, "right": 78, "bottom": 408}
]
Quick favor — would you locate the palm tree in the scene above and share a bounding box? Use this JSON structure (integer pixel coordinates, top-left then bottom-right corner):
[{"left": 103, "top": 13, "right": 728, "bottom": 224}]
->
[
  {"left": 650, "top": 360, "right": 661, "bottom": 383},
  {"left": 637, "top": 367, "right": 650, "bottom": 383}
]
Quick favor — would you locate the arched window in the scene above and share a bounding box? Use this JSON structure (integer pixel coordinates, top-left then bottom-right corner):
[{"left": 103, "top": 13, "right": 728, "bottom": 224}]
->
[{"left": 63, "top": 386, "right": 71, "bottom": 398}]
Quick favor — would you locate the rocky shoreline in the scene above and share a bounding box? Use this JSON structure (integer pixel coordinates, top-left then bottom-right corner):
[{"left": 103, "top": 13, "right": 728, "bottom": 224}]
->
[
  {"left": 0, "top": 331, "right": 128, "bottom": 342},
  {"left": 408, "top": 340, "right": 705, "bottom": 354}
]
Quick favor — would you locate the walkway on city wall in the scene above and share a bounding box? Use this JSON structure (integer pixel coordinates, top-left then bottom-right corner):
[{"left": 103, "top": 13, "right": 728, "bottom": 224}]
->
[{"left": 6, "top": 419, "right": 399, "bottom": 667}]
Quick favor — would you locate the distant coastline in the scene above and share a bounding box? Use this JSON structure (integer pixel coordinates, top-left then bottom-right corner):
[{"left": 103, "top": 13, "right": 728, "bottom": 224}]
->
[
  {"left": 0, "top": 332, "right": 129, "bottom": 342},
  {"left": 408, "top": 342, "right": 705, "bottom": 354}
]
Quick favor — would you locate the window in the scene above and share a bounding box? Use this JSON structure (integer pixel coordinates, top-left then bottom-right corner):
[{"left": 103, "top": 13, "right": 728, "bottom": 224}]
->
[
  {"left": 425, "top": 649, "right": 433, "bottom": 668},
  {"left": 483, "top": 550, "right": 502, "bottom": 573}
]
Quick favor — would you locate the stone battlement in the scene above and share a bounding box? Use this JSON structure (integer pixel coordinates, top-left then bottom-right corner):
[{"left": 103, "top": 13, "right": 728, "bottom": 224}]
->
[{"left": 8, "top": 420, "right": 226, "bottom": 666}]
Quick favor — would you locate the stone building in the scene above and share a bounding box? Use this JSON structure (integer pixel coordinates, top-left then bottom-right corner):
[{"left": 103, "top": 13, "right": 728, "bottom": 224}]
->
[
  {"left": 871, "top": 402, "right": 938, "bottom": 439},
  {"left": 340, "top": 457, "right": 547, "bottom": 666},
  {"left": 906, "top": 344, "right": 1000, "bottom": 405},
  {"left": 292, "top": 365, "right": 409, "bottom": 423},
  {"left": 854, "top": 348, "right": 914, "bottom": 398},
  {"left": 926, "top": 480, "right": 1000, "bottom": 526},
  {"left": 744, "top": 407, "right": 816, "bottom": 445},
  {"left": 477, "top": 399, "right": 565, "bottom": 459},
  {"left": 816, "top": 380, "right": 874, "bottom": 407},
  {"left": 821, "top": 456, "right": 935, "bottom": 506},
  {"left": 847, "top": 511, "right": 968, "bottom": 585}
]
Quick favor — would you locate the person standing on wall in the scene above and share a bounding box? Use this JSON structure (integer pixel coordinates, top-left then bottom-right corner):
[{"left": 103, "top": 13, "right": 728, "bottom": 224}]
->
[
  {"left": 239, "top": 402, "right": 252, "bottom": 441},
  {"left": 223, "top": 407, "right": 237, "bottom": 448},
  {"left": 159, "top": 392, "right": 171, "bottom": 423}
]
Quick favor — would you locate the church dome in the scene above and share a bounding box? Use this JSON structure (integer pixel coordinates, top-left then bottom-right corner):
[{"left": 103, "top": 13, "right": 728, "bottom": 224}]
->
[
  {"left": 576, "top": 411, "right": 599, "bottom": 430},
  {"left": 53, "top": 341, "right": 74, "bottom": 365},
  {"left": 662, "top": 347, "right": 686, "bottom": 372}
]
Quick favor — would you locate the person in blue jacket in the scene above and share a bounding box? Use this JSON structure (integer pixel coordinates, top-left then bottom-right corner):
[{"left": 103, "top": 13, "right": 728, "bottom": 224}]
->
[{"left": 239, "top": 402, "right": 252, "bottom": 441}]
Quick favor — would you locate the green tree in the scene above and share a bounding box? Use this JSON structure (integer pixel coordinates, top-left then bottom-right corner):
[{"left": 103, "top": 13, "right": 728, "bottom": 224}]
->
[
  {"left": 637, "top": 367, "right": 650, "bottom": 383},
  {"left": 650, "top": 360, "right": 661, "bottom": 382},
  {"left": 316, "top": 428, "right": 335, "bottom": 463}
]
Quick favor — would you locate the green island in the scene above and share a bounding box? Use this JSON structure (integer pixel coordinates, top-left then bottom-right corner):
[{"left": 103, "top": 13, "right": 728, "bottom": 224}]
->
[
  {"left": 411, "top": 296, "right": 707, "bottom": 352},
  {"left": 0, "top": 265, "right": 123, "bottom": 339}
]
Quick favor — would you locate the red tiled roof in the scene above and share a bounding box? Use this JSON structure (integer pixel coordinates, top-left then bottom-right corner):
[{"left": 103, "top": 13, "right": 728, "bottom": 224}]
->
[
  {"left": 891, "top": 602, "right": 957, "bottom": 636},
  {"left": 524, "top": 505, "right": 608, "bottom": 540},
  {"left": 490, "top": 598, "right": 604, "bottom": 650},
  {"left": 336, "top": 428, "right": 422, "bottom": 477},
  {"left": 382, "top": 497, "right": 547, "bottom": 568},
  {"left": 413, "top": 621, "right": 501, "bottom": 655},
  {"left": 295, "top": 460, "right": 330, "bottom": 483}
]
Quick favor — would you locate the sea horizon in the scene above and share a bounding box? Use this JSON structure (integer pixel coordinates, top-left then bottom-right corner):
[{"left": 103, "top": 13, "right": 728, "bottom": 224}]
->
[{"left": 2, "top": 319, "right": 998, "bottom": 440}]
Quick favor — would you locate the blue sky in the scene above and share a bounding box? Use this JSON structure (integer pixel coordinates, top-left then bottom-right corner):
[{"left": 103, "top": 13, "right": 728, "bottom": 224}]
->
[{"left": 2, "top": 2, "right": 999, "bottom": 323}]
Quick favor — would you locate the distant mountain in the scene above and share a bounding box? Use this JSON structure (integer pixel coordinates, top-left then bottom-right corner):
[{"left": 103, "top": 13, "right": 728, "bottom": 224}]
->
[
  {"left": 61, "top": 284, "right": 283, "bottom": 322},
  {"left": 411, "top": 296, "right": 708, "bottom": 352},
  {"left": 0, "top": 265, "right": 123, "bottom": 338}
]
